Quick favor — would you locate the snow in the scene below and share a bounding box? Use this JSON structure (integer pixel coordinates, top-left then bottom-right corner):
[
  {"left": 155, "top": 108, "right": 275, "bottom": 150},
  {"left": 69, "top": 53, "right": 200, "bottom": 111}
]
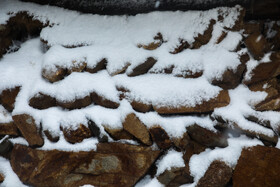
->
[{"left": 0, "top": 106, "right": 12, "bottom": 123}]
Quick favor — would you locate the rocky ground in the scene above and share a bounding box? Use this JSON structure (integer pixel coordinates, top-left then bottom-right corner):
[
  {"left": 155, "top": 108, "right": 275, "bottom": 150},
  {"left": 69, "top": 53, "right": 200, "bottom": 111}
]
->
[{"left": 0, "top": 0, "right": 280, "bottom": 187}]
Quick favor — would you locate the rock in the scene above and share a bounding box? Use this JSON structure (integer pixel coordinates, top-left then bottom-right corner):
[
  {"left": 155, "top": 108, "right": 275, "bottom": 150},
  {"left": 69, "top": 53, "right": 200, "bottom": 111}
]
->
[
  {"left": 63, "top": 124, "right": 92, "bottom": 144},
  {"left": 255, "top": 97, "right": 280, "bottom": 111},
  {"left": 0, "top": 173, "right": 4, "bottom": 183},
  {"left": 88, "top": 120, "right": 108, "bottom": 142},
  {"left": 175, "top": 70, "right": 203, "bottom": 79},
  {"left": 138, "top": 33, "right": 164, "bottom": 50},
  {"left": 233, "top": 145, "right": 280, "bottom": 187},
  {"left": 29, "top": 92, "right": 57, "bottom": 109},
  {"left": 183, "top": 140, "right": 207, "bottom": 164},
  {"left": 0, "top": 137, "right": 13, "bottom": 159},
  {"left": 123, "top": 113, "right": 152, "bottom": 146},
  {"left": 226, "top": 7, "right": 245, "bottom": 31},
  {"left": 12, "top": 114, "right": 44, "bottom": 147},
  {"left": 104, "top": 126, "right": 134, "bottom": 140},
  {"left": 172, "top": 132, "right": 191, "bottom": 151},
  {"left": 57, "top": 95, "right": 92, "bottom": 110},
  {"left": 245, "top": 32, "right": 269, "bottom": 60},
  {"left": 11, "top": 143, "right": 160, "bottom": 187},
  {"left": 149, "top": 126, "right": 172, "bottom": 149},
  {"left": 85, "top": 58, "right": 107, "bottom": 73},
  {"left": 154, "top": 90, "right": 230, "bottom": 114},
  {"left": 0, "top": 122, "right": 19, "bottom": 136},
  {"left": 91, "top": 92, "right": 119, "bottom": 109},
  {"left": 187, "top": 124, "right": 228, "bottom": 148},
  {"left": 0, "top": 86, "right": 20, "bottom": 112},
  {"left": 130, "top": 100, "right": 152, "bottom": 113},
  {"left": 170, "top": 39, "right": 190, "bottom": 54},
  {"left": 197, "top": 160, "right": 232, "bottom": 187},
  {"left": 244, "top": 52, "right": 280, "bottom": 85},
  {"left": 109, "top": 62, "right": 131, "bottom": 76},
  {"left": 67, "top": 61, "right": 87, "bottom": 74},
  {"left": 127, "top": 57, "right": 157, "bottom": 77},
  {"left": 42, "top": 66, "right": 66, "bottom": 83},
  {"left": 192, "top": 19, "right": 215, "bottom": 49},
  {"left": 216, "top": 31, "right": 228, "bottom": 44},
  {"left": 157, "top": 167, "right": 193, "bottom": 186},
  {"left": 44, "top": 130, "right": 59, "bottom": 142},
  {"left": 243, "top": 22, "right": 261, "bottom": 35}
]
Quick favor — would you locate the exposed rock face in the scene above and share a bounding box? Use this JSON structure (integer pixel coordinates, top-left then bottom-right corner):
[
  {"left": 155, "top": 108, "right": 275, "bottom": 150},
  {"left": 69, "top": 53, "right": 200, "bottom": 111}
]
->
[
  {"left": 11, "top": 143, "right": 160, "bottom": 187},
  {"left": 0, "top": 122, "right": 19, "bottom": 136},
  {"left": 42, "top": 66, "right": 66, "bottom": 83},
  {"left": 127, "top": 57, "right": 157, "bottom": 77},
  {"left": 63, "top": 124, "right": 92, "bottom": 144},
  {"left": 233, "top": 145, "right": 280, "bottom": 187},
  {"left": 153, "top": 90, "right": 230, "bottom": 114},
  {"left": 197, "top": 160, "right": 232, "bottom": 187},
  {"left": 29, "top": 93, "right": 57, "bottom": 109},
  {"left": 123, "top": 113, "right": 152, "bottom": 146},
  {"left": 12, "top": 114, "right": 44, "bottom": 147},
  {"left": 0, "top": 87, "right": 20, "bottom": 112},
  {"left": 187, "top": 124, "right": 228, "bottom": 148},
  {"left": 157, "top": 167, "right": 193, "bottom": 186},
  {"left": 44, "top": 130, "right": 59, "bottom": 142},
  {"left": 149, "top": 126, "right": 172, "bottom": 149}
]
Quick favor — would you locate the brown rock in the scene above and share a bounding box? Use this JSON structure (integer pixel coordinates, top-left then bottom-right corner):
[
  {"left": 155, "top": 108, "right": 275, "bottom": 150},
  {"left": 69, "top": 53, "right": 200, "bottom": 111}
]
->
[
  {"left": 233, "top": 145, "right": 280, "bottom": 187},
  {"left": 226, "top": 7, "right": 245, "bottom": 31},
  {"left": 245, "top": 32, "right": 269, "bottom": 60},
  {"left": 183, "top": 140, "right": 207, "bottom": 164},
  {"left": 138, "top": 33, "right": 164, "bottom": 50},
  {"left": 12, "top": 114, "right": 44, "bottom": 147},
  {"left": 149, "top": 126, "right": 172, "bottom": 149},
  {"left": 0, "top": 136, "right": 13, "bottom": 159},
  {"left": 130, "top": 100, "right": 152, "bottom": 113},
  {"left": 104, "top": 126, "right": 134, "bottom": 140},
  {"left": 157, "top": 167, "right": 193, "bottom": 186},
  {"left": 187, "top": 124, "right": 228, "bottom": 148},
  {"left": 154, "top": 90, "right": 230, "bottom": 114},
  {"left": 172, "top": 132, "right": 191, "bottom": 151},
  {"left": 85, "top": 58, "right": 107, "bottom": 73},
  {"left": 11, "top": 143, "right": 160, "bottom": 187},
  {"left": 192, "top": 19, "right": 216, "bottom": 49},
  {"left": 57, "top": 95, "right": 92, "bottom": 110},
  {"left": 29, "top": 92, "right": 57, "bottom": 109},
  {"left": 0, "top": 173, "right": 4, "bottom": 183},
  {"left": 44, "top": 130, "right": 59, "bottom": 142},
  {"left": 63, "top": 124, "right": 92, "bottom": 144},
  {"left": 42, "top": 66, "right": 66, "bottom": 83},
  {"left": 175, "top": 70, "right": 203, "bottom": 79},
  {"left": 127, "top": 57, "right": 157, "bottom": 77},
  {"left": 91, "top": 92, "right": 119, "bottom": 109},
  {"left": 170, "top": 39, "right": 190, "bottom": 54},
  {"left": 216, "top": 31, "right": 228, "bottom": 44},
  {"left": 0, "top": 86, "right": 20, "bottom": 112},
  {"left": 109, "top": 62, "right": 131, "bottom": 76},
  {"left": 123, "top": 113, "right": 152, "bottom": 146},
  {"left": 243, "top": 22, "right": 261, "bottom": 35},
  {"left": 0, "top": 122, "right": 19, "bottom": 136},
  {"left": 67, "top": 61, "right": 87, "bottom": 74},
  {"left": 88, "top": 120, "right": 108, "bottom": 142},
  {"left": 197, "top": 160, "right": 232, "bottom": 187}
]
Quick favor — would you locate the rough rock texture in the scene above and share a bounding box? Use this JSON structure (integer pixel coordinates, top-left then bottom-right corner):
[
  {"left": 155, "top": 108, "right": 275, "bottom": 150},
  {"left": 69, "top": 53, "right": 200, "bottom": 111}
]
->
[
  {"left": 57, "top": 95, "right": 92, "bottom": 110},
  {"left": 11, "top": 143, "right": 160, "bottom": 187},
  {"left": 0, "top": 137, "right": 13, "bottom": 159},
  {"left": 233, "top": 145, "right": 280, "bottom": 187},
  {"left": 127, "top": 57, "right": 157, "bottom": 77},
  {"left": 157, "top": 167, "right": 193, "bottom": 186},
  {"left": 42, "top": 67, "right": 67, "bottom": 83},
  {"left": 0, "top": 173, "right": 4, "bottom": 183},
  {"left": 104, "top": 126, "right": 134, "bottom": 141},
  {"left": 153, "top": 90, "right": 230, "bottom": 114},
  {"left": 44, "top": 130, "right": 59, "bottom": 142},
  {"left": 0, "top": 122, "right": 19, "bottom": 136},
  {"left": 12, "top": 114, "right": 44, "bottom": 147},
  {"left": 170, "top": 39, "right": 190, "bottom": 54},
  {"left": 63, "top": 124, "right": 92, "bottom": 144},
  {"left": 85, "top": 58, "right": 107, "bottom": 73},
  {"left": 149, "top": 126, "right": 172, "bottom": 149},
  {"left": 138, "top": 33, "right": 164, "bottom": 51},
  {"left": 192, "top": 19, "right": 216, "bottom": 49},
  {"left": 91, "top": 92, "right": 119, "bottom": 109},
  {"left": 0, "top": 87, "right": 20, "bottom": 112},
  {"left": 123, "top": 113, "right": 152, "bottom": 146},
  {"left": 187, "top": 124, "right": 228, "bottom": 148},
  {"left": 29, "top": 93, "right": 57, "bottom": 109},
  {"left": 67, "top": 61, "right": 87, "bottom": 74},
  {"left": 130, "top": 100, "right": 152, "bottom": 113},
  {"left": 197, "top": 160, "right": 232, "bottom": 187}
]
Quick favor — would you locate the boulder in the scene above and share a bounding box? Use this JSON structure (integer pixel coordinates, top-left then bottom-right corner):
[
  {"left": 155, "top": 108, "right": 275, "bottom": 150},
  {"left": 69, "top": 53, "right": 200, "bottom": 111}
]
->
[
  {"left": 197, "top": 160, "right": 232, "bottom": 187},
  {"left": 187, "top": 124, "right": 228, "bottom": 148},
  {"left": 57, "top": 95, "right": 92, "bottom": 110},
  {"left": 245, "top": 32, "right": 269, "bottom": 60},
  {"left": 29, "top": 92, "right": 57, "bottom": 109},
  {"left": 154, "top": 90, "right": 230, "bottom": 114},
  {"left": 91, "top": 92, "right": 119, "bottom": 109},
  {"left": 123, "top": 113, "right": 152, "bottom": 146},
  {"left": 157, "top": 167, "right": 193, "bottom": 186},
  {"left": 0, "top": 122, "right": 19, "bottom": 136},
  {"left": 233, "top": 145, "right": 280, "bottom": 187},
  {"left": 0, "top": 87, "right": 20, "bottom": 112},
  {"left": 85, "top": 58, "right": 107, "bottom": 73},
  {"left": 42, "top": 66, "right": 66, "bottom": 83},
  {"left": 63, "top": 124, "right": 92, "bottom": 144},
  {"left": 127, "top": 57, "right": 157, "bottom": 77},
  {"left": 149, "top": 126, "right": 172, "bottom": 149},
  {"left": 11, "top": 143, "right": 160, "bottom": 187},
  {"left": 12, "top": 114, "right": 44, "bottom": 147}
]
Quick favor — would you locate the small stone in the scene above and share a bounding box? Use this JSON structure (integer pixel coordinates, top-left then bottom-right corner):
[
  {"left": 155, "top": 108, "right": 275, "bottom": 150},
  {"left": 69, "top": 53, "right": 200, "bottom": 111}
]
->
[
  {"left": 85, "top": 58, "right": 107, "bottom": 73},
  {"left": 130, "top": 100, "right": 152, "bottom": 113},
  {"left": 233, "top": 145, "right": 280, "bottom": 187},
  {"left": 57, "top": 95, "right": 92, "bottom": 110},
  {"left": 67, "top": 61, "right": 87, "bottom": 74},
  {"left": 0, "top": 86, "right": 20, "bottom": 112},
  {"left": 138, "top": 33, "right": 164, "bottom": 50},
  {"left": 0, "top": 137, "right": 13, "bottom": 159},
  {"left": 197, "top": 160, "right": 232, "bottom": 187},
  {"left": 91, "top": 92, "right": 119, "bottom": 109},
  {"left": 245, "top": 32, "right": 269, "bottom": 60},
  {"left": 12, "top": 114, "right": 44, "bottom": 147},
  {"left": 0, "top": 122, "right": 19, "bottom": 136},
  {"left": 123, "top": 113, "right": 152, "bottom": 146},
  {"left": 149, "top": 126, "right": 172, "bottom": 149},
  {"left": 127, "top": 57, "right": 157, "bottom": 77},
  {"left": 157, "top": 167, "right": 193, "bottom": 186},
  {"left": 63, "top": 124, "right": 92, "bottom": 144},
  {"left": 172, "top": 132, "right": 191, "bottom": 151},
  {"left": 104, "top": 126, "right": 134, "bottom": 140},
  {"left": 170, "top": 39, "right": 190, "bottom": 54},
  {"left": 44, "top": 130, "right": 59, "bottom": 142},
  {"left": 42, "top": 66, "right": 66, "bottom": 83},
  {"left": 29, "top": 92, "right": 56, "bottom": 109}
]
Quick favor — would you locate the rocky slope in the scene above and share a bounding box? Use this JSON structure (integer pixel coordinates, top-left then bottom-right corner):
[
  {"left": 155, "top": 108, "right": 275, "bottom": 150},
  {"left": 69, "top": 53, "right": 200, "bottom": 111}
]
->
[{"left": 0, "top": 0, "right": 280, "bottom": 187}]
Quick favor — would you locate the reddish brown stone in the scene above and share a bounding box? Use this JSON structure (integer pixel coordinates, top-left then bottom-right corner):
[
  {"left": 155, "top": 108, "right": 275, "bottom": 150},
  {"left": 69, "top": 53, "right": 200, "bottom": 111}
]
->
[
  {"left": 67, "top": 61, "right": 87, "bottom": 74},
  {"left": 153, "top": 90, "right": 230, "bottom": 114},
  {"left": 0, "top": 86, "right": 20, "bottom": 112},
  {"left": 91, "top": 92, "right": 119, "bottom": 109},
  {"left": 149, "top": 126, "right": 172, "bottom": 149},
  {"left": 0, "top": 122, "right": 19, "bottom": 136},
  {"left": 130, "top": 100, "right": 152, "bottom": 113},
  {"left": 187, "top": 124, "right": 228, "bottom": 148},
  {"left": 42, "top": 67, "right": 66, "bottom": 83},
  {"left": 123, "top": 113, "right": 152, "bottom": 146},
  {"left": 44, "top": 130, "right": 59, "bottom": 142},
  {"left": 245, "top": 32, "right": 269, "bottom": 60},
  {"left": 172, "top": 132, "right": 191, "bottom": 151},
  {"left": 104, "top": 126, "right": 134, "bottom": 141},
  {"left": 233, "top": 145, "right": 280, "bottom": 187},
  {"left": 197, "top": 160, "right": 232, "bottom": 187},
  {"left": 243, "top": 22, "right": 261, "bottom": 35},
  {"left": 12, "top": 114, "right": 44, "bottom": 147},
  {"left": 63, "top": 124, "right": 92, "bottom": 144},
  {"left": 192, "top": 19, "right": 216, "bottom": 49},
  {"left": 11, "top": 143, "right": 160, "bottom": 187},
  {"left": 29, "top": 92, "right": 57, "bottom": 109},
  {"left": 57, "top": 95, "right": 92, "bottom": 110},
  {"left": 85, "top": 58, "right": 107, "bottom": 73},
  {"left": 127, "top": 57, "right": 157, "bottom": 77},
  {"left": 157, "top": 167, "right": 193, "bottom": 186}
]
